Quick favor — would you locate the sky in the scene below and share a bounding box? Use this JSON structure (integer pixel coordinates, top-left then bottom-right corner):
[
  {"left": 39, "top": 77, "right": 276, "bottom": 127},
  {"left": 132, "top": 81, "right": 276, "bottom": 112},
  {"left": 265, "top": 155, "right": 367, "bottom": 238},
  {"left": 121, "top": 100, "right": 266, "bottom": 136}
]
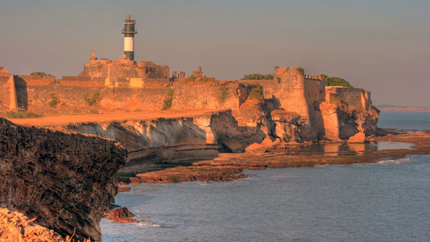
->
[{"left": 1, "top": 0, "right": 429, "bottom": 107}]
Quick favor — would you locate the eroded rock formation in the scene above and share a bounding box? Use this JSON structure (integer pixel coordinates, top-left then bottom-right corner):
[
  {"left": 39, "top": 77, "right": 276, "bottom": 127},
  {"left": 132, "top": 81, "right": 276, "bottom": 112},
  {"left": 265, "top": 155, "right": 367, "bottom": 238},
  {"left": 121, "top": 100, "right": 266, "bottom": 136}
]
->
[{"left": 0, "top": 118, "right": 127, "bottom": 241}]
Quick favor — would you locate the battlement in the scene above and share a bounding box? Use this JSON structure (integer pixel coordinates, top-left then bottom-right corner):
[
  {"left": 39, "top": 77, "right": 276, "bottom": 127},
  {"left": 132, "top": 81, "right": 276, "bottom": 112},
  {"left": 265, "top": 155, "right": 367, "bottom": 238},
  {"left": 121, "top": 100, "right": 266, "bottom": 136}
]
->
[
  {"left": 305, "top": 75, "right": 322, "bottom": 80},
  {"left": 0, "top": 66, "right": 3, "bottom": 71}
]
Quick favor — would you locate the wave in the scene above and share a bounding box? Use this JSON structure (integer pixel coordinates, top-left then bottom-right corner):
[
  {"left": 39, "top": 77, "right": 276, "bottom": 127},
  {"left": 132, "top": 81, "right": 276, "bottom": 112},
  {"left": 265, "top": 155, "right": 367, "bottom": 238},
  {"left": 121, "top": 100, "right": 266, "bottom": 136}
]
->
[{"left": 377, "top": 156, "right": 412, "bottom": 165}]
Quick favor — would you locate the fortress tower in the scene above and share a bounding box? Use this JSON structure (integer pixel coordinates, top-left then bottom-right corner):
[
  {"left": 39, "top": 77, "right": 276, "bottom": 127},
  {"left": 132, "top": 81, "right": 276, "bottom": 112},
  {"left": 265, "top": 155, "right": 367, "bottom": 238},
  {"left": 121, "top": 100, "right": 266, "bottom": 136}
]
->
[{"left": 121, "top": 15, "right": 138, "bottom": 60}]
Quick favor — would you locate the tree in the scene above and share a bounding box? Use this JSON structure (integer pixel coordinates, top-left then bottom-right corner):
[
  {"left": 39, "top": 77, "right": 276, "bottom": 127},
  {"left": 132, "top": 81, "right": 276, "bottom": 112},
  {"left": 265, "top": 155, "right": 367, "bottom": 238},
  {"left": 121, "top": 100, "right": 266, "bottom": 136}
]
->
[
  {"left": 241, "top": 73, "right": 274, "bottom": 80},
  {"left": 320, "top": 74, "right": 353, "bottom": 88},
  {"left": 30, "top": 72, "right": 51, "bottom": 77}
]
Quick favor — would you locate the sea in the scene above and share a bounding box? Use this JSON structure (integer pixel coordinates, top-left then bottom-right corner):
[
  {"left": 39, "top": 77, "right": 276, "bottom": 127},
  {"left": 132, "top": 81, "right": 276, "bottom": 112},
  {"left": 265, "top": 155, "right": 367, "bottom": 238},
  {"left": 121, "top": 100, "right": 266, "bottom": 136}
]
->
[{"left": 101, "top": 111, "right": 430, "bottom": 242}]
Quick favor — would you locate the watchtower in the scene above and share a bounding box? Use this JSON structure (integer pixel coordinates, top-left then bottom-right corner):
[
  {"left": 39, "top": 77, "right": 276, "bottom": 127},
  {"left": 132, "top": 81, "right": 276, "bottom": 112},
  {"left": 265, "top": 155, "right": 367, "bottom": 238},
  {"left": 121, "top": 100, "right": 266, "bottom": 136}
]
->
[{"left": 121, "top": 15, "right": 138, "bottom": 60}]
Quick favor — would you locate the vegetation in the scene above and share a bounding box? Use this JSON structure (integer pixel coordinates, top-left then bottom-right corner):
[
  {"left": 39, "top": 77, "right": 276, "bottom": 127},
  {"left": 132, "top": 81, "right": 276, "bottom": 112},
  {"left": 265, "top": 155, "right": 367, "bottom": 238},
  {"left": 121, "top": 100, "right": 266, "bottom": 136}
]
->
[
  {"left": 180, "top": 75, "right": 215, "bottom": 84},
  {"left": 241, "top": 73, "right": 274, "bottom": 80},
  {"left": 84, "top": 91, "right": 100, "bottom": 106},
  {"left": 277, "top": 77, "right": 282, "bottom": 84},
  {"left": 5, "top": 111, "right": 42, "bottom": 119},
  {"left": 219, "top": 86, "right": 229, "bottom": 100},
  {"left": 133, "top": 108, "right": 143, "bottom": 112},
  {"left": 88, "top": 109, "right": 99, "bottom": 114},
  {"left": 274, "top": 66, "right": 280, "bottom": 70},
  {"left": 162, "top": 88, "right": 175, "bottom": 110},
  {"left": 320, "top": 74, "right": 354, "bottom": 87},
  {"left": 48, "top": 94, "right": 59, "bottom": 108},
  {"left": 296, "top": 67, "right": 305, "bottom": 75},
  {"left": 247, "top": 82, "right": 265, "bottom": 102},
  {"left": 30, "top": 72, "right": 51, "bottom": 77}
]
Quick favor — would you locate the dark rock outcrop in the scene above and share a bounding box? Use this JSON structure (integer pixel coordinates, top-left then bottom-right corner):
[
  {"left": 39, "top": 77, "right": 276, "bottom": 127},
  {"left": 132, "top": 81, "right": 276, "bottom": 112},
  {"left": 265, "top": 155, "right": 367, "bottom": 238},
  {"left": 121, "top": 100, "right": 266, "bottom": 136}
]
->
[
  {"left": 0, "top": 118, "right": 127, "bottom": 241},
  {"left": 106, "top": 207, "right": 134, "bottom": 219}
]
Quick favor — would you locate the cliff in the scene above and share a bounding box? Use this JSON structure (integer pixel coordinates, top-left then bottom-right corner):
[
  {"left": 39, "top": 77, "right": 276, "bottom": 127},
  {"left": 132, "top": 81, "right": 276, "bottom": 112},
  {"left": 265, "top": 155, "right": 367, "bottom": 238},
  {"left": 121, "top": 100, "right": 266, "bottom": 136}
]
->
[{"left": 0, "top": 118, "right": 127, "bottom": 241}]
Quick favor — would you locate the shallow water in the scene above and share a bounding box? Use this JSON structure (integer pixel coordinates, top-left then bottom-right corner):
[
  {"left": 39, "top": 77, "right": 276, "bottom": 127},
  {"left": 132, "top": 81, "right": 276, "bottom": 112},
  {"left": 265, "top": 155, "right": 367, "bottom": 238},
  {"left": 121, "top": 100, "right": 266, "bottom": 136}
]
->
[
  {"left": 101, "top": 112, "right": 430, "bottom": 241},
  {"left": 300, "top": 141, "right": 412, "bottom": 156},
  {"left": 102, "top": 155, "right": 430, "bottom": 242}
]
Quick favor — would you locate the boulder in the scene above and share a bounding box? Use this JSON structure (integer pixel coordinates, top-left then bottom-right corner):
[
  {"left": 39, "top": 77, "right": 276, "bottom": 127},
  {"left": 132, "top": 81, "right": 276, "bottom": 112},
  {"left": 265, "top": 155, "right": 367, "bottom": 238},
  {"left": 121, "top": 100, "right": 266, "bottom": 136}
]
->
[
  {"left": 347, "top": 132, "right": 366, "bottom": 143},
  {"left": 106, "top": 207, "right": 134, "bottom": 219}
]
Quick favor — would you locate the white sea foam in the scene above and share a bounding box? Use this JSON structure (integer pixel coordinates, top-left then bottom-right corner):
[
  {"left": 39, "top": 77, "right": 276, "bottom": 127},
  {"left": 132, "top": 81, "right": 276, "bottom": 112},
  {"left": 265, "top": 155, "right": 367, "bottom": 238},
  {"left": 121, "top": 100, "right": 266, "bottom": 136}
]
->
[{"left": 377, "top": 157, "right": 411, "bottom": 165}]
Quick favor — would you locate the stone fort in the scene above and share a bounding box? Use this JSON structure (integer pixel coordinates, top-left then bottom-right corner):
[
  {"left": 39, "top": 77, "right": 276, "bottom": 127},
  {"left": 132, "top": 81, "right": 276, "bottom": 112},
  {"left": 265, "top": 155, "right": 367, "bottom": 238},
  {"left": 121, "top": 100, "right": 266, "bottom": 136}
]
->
[{"left": 0, "top": 16, "right": 379, "bottom": 143}]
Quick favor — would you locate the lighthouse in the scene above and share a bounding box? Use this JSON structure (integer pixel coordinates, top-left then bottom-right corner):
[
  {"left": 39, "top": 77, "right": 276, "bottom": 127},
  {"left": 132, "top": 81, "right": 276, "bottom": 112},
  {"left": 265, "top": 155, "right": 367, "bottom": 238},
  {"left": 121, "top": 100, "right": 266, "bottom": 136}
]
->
[{"left": 121, "top": 15, "right": 137, "bottom": 60}]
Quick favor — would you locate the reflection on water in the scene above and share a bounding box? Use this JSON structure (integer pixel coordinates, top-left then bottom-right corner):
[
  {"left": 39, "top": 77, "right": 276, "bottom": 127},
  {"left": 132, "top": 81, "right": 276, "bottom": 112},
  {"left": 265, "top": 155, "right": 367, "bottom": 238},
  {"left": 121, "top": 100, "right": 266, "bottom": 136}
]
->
[{"left": 300, "top": 141, "right": 413, "bottom": 156}]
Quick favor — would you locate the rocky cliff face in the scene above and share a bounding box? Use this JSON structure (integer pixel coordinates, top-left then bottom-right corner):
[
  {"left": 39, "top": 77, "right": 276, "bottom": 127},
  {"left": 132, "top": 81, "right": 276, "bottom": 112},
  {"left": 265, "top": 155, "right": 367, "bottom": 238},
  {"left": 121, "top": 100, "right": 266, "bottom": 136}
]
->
[
  {"left": 0, "top": 118, "right": 127, "bottom": 241},
  {"left": 62, "top": 110, "right": 270, "bottom": 168}
]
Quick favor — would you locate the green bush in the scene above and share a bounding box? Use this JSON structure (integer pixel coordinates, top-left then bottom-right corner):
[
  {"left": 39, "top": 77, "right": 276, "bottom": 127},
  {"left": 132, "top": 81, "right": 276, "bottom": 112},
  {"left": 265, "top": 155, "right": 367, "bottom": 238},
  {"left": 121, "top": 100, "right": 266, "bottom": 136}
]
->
[
  {"left": 48, "top": 94, "right": 58, "bottom": 108},
  {"left": 89, "top": 109, "right": 99, "bottom": 114},
  {"left": 277, "top": 77, "right": 281, "bottom": 84},
  {"left": 84, "top": 91, "right": 100, "bottom": 106},
  {"left": 162, "top": 88, "right": 175, "bottom": 110},
  {"left": 247, "top": 83, "right": 264, "bottom": 102},
  {"left": 219, "top": 86, "right": 229, "bottom": 100},
  {"left": 320, "top": 74, "right": 354, "bottom": 87},
  {"left": 30, "top": 72, "right": 51, "bottom": 77},
  {"left": 241, "top": 73, "right": 274, "bottom": 80},
  {"left": 5, "top": 111, "right": 42, "bottom": 119},
  {"left": 296, "top": 67, "right": 305, "bottom": 75}
]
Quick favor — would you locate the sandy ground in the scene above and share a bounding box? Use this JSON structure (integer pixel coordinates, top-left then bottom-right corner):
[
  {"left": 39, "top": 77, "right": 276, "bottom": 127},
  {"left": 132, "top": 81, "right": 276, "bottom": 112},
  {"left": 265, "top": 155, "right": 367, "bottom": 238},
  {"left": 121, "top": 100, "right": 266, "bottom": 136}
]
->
[{"left": 8, "top": 109, "right": 223, "bottom": 127}]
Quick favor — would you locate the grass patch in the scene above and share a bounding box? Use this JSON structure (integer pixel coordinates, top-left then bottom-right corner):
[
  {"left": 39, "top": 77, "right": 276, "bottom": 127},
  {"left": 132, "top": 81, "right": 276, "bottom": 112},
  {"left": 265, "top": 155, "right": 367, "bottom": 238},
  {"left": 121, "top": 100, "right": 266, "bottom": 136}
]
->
[
  {"left": 247, "top": 82, "right": 265, "bottom": 102},
  {"left": 219, "top": 86, "right": 229, "bottom": 100},
  {"left": 162, "top": 88, "right": 175, "bottom": 110},
  {"left": 48, "top": 94, "right": 58, "bottom": 108},
  {"left": 297, "top": 67, "right": 305, "bottom": 75},
  {"left": 5, "top": 111, "right": 42, "bottom": 119},
  {"left": 88, "top": 109, "right": 99, "bottom": 114},
  {"left": 84, "top": 91, "right": 100, "bottom": 106}
]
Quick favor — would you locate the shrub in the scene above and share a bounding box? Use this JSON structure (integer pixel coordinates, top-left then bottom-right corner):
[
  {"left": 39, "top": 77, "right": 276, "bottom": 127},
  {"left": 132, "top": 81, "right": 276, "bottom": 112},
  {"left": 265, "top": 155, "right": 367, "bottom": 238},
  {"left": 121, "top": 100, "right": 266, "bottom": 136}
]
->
[
  {"left": 89, "top": 109, "right": 99, "bottom": 114},
  {"left": 219, "top": 86, "right": 229, "bottom": 100},
  {"left": 84, "top": 91, "right": 100, "bottom": 106},
  {"left": 277, "top": 77, "right": 281, "bottom": 84},
  {"left": 162, "top": 88, "right": 175, "bottom": 110},
  {"left": 296, "top": 67, "right": 305, "bottom": 75},
  {"left": 320, "top": 74, "right": 354, "bottom": 87},
  {"left": 133, "top": 108, "right": 143, "bottom": 112},
  {"left": 5, "top": 111, "right": 42, "bottom": 119},
  {"left": 241, "top": 73, "right": 274, "bottom": 80},
  {"left": 247, "top": 83, "right": 264, "bottom": 102},
  {"left": 48, "top": 94, "right": 58, "bottom": 108},
  {"left": 30, "top": 72, "right": 51, "bottom": 77}
]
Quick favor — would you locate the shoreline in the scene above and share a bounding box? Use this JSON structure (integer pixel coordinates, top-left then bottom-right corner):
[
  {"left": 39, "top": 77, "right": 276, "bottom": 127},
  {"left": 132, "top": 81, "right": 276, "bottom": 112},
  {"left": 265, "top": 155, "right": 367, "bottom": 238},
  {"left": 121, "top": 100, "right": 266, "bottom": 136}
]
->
[{"left": 129, "top": 129, "right": 430, "bottom": 184}]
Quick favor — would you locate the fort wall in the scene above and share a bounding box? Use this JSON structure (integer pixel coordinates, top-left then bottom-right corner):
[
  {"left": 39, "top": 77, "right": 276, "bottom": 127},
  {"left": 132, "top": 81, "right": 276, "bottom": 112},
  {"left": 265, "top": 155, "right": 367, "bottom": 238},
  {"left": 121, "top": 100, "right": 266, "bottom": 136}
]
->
[
  {"left": 0, "top": 76, "right": 11, "bottom": 113},
  {"left": 325, "top": 86, "right": 372, "bottom": 110},
  {"left": 171, "top": 82, "right": 246, "bottom": 112}
]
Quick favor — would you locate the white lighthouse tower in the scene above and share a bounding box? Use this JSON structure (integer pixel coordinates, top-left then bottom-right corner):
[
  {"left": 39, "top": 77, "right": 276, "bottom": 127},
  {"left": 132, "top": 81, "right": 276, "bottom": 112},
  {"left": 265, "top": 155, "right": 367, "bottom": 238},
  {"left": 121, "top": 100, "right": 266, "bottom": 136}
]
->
[{"left": 121, "top": 15, "right": 137, "bottom": 60}]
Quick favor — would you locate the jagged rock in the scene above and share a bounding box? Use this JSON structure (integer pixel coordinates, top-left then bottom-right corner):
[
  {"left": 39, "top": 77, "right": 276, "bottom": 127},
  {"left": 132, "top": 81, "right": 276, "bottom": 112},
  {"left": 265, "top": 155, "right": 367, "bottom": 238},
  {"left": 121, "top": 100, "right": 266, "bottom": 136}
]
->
[
  {"left": 347, "top": 132, "right": 366, "bottom": 143},
  {"left": 118, "top": 186, "right": 131, "bottom": 193},
  {"left": 113, "top": 218, "right": 139, "bottom": 223},
  {"left": 271, "top": 110, "right": 305, "bottom": 143},
  {"left": 0, "top": 118, "right": 127, "bottom": 242},
  {"left": 106, "top": 207, "right": 134, "bottom": 219},
  {"left": 220, "top": 138, "right": 244, "bottom": 153},
  {"left": 245, "top": 143, "right": 267, "bottom": 153}
]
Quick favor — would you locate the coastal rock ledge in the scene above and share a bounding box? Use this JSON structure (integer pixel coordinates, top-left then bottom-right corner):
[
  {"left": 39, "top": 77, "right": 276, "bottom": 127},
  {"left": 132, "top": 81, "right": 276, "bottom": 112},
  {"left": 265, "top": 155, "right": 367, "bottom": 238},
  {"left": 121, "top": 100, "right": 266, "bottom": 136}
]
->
[{"left": 0, "top": 118, "right": 127, "bottom": 241}]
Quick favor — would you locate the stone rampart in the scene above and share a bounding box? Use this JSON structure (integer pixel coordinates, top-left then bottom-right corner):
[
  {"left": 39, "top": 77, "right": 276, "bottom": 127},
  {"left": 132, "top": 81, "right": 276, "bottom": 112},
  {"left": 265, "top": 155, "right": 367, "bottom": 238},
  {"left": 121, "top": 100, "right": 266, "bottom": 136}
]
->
[
  {"left": 326, "top": 86, "right": 372, "bottom": 110},
  {"left": 16, "top": 75, "right": 55, "bottom": 86},
  {"left": 0, "top": 76, "right": 11, "bottom": 112},
  {"left": 171, "top": 82, "right": 251, "bottom": 114}
]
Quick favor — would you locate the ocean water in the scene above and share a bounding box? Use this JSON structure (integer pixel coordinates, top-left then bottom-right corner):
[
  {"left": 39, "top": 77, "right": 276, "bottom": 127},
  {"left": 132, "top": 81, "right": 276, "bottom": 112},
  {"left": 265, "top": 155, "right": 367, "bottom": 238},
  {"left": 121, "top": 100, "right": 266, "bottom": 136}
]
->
[
  {"left": 101, "top": 112, "right": 430, "bottom": 241},
  {"left": 378, "top": 111, "right": 430, "bottom": 130}
]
